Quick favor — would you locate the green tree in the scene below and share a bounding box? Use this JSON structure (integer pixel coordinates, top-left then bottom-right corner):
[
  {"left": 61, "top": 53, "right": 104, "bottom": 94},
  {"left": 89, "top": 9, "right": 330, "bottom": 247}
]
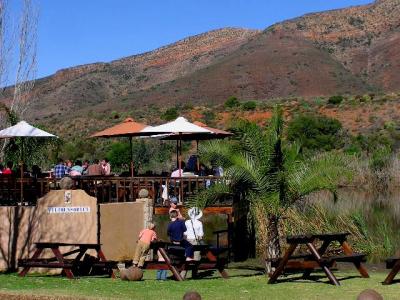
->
[
  {"left": 192, "top": 107, "right": 349, "bottom": 273},
  {"left": 287, "top": 114, "right": 342, "bottom": 151}
]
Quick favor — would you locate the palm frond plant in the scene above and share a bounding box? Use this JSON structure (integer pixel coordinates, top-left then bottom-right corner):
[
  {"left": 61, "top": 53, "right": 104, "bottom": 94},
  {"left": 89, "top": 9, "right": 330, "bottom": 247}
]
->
[{"left": 190, "top": 106, "right": 351, "bottom": 273}]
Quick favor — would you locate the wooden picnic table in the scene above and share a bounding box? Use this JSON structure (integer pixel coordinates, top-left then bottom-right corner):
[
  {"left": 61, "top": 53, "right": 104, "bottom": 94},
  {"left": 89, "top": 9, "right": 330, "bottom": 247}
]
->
[
  {"left": 383, "top": 257, "right": 400, "bottom": 285},
  {"left": 141, "top": 241, "right": 228, "bottom": 281},
  {"left": 18, "top": 242, "right": 117, "bottom": 279},
  {"left": 268, "top": 232, "right": 369, "bottom": 286}
]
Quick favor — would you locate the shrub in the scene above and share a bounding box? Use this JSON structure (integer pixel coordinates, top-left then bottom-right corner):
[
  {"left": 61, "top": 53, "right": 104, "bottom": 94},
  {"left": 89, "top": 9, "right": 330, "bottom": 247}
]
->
[
  {"left": 161, "top": 107, "right": 178, "bottom": 121},
  {"left": 224, "top": 96, "right": 240, "bottom": 109},
  {"left": 287, "top": 113, "right": 342, "bottom": 151},
  {"left": 242, "top": 101, "right": 257, "bottom": 111},
  {"left": 328, "top": 95, "right": 344, "bottom": 105}
]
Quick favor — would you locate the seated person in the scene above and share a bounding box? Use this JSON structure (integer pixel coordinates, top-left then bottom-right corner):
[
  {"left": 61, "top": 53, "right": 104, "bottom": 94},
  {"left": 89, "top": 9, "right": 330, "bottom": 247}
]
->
[
  {"left": 70, "top": 160, "right": 83, "bottom": 176},
  {"left": 2, "top": 161, "right": 13, "bottom": 175},
  {"left": 167, "top": 210, "right": 194, "bottom": 261},
  {"left": 171, "top": 162, "right": 186, "bottom": 178},
  {"left": 31, "top": 165, "right": 43, "bottom": 179},
  {"left": 87, "top": 159, "right": 104, "bottom": 176}
]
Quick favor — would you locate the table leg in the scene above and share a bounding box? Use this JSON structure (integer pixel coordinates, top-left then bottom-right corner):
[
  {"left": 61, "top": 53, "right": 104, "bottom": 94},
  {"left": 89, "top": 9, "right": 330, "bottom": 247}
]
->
[
  {"left": 206, "top": 250, "right": 228, "bottom": 279},
  {"left": 383, "top": 260, "right": 400, "bottom": 285},
  {"left": 18, "top": 247, "right": 43, "bottom": 277},
  {"left": 306, "top": 242, "right": 340, "bottom": 286},
  {"left": 97, "top": 248, "right": 115, "bottom": 279},
  {"left": 51, "top": 247, "right": 74, "bottom": 279},
  {"left": 302, "top": 240, "right": 331, "bottom": 279},
  {"left": 268, "top": 243, "right": 298, "bottom": 284},
  {"left": 341, "top": 241, "right": 369, "bottom": 278},
  {"left": 158, "top": 247, "right": 183, "bottom": 281}
]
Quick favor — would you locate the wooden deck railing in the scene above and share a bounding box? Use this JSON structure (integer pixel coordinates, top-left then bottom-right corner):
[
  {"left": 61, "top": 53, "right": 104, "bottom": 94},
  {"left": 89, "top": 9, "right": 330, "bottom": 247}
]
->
[{"left": 0, "top": 175, "right": 228, "bottom": 207}]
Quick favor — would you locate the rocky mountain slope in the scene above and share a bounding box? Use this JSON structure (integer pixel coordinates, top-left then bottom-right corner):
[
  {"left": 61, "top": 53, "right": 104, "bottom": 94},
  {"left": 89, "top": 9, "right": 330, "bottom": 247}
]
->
[{"left": 2, "top": 0, "right": 400, "bottom": 122}]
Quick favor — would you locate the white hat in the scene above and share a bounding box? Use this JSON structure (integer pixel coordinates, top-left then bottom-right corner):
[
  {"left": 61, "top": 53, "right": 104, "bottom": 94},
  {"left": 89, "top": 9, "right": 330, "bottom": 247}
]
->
[{"left": 188, "top": 207, "right": 203, "bottom": 220}]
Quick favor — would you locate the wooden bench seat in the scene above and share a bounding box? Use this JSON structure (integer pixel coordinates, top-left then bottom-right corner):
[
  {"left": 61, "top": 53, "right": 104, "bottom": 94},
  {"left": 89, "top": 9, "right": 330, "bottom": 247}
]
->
[{"left": 320, "top": 253, "right": 366, "bottom": 264}]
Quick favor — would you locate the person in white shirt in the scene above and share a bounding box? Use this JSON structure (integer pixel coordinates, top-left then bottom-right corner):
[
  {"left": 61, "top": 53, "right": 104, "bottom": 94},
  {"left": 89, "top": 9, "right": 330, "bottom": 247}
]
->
[
  {"left": 184, "top": 207, "right": 204, "bottom": 261},
  {"left": 171, "top": 162, "right": 186, "bottom": 178}
]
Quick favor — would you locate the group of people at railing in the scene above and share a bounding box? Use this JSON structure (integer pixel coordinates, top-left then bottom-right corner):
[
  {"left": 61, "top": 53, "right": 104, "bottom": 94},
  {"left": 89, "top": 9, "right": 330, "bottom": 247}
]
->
[{"left": 54, "top": 158, "right": 111, "bottom": 178}]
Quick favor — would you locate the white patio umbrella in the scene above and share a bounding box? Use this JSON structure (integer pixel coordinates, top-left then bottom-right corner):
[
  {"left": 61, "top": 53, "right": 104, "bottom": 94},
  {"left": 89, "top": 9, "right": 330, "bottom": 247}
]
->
[
  {"left": 0, "top": 121, "right": 58, "bottom": 203},
  {"left": 141, "top": 117, "right": 213, "bottom": 176}
]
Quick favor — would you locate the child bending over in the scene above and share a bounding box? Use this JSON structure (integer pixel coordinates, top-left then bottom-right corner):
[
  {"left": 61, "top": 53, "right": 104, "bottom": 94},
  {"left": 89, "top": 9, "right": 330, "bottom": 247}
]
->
[{"left": 133, "top": 223, "right": 157, "bottom": 268}]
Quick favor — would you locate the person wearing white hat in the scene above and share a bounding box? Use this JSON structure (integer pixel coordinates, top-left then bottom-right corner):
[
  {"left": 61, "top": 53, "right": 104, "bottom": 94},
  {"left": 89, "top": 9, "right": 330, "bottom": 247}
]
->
[{"left": 184, "top": 207, "right": 204, "bottom": 261}]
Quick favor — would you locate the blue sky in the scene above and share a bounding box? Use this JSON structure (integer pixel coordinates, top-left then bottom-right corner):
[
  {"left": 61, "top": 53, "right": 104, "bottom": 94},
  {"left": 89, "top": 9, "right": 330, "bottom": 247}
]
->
[{"left": 15, "top": 0, "right": 373, "bottom": 78}]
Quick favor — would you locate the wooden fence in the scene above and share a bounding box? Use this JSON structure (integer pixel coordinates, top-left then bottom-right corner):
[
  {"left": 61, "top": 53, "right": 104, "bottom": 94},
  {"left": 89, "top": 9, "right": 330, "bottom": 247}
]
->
[{"left": 0, "top": 175, "right": 228, "bottom": 207}]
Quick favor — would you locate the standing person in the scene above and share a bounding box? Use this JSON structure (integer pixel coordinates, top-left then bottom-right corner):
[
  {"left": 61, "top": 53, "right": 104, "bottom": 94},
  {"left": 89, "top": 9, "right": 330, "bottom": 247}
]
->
[
  {"left": 133, "top": 223, "right": 157, "bottom": 268},
  {"left": 101, "top": 158, "right": 111, "bottom": 175},
  {"left": 167, "top": 210, "right": 194, "bottom": 261},
  {"left": 156, "top": 250, "right": 167, "bottom": 280},
  {"left": 54, "top": 158, "right": 68, "bottom": 179},
  {"left": 184, "top": 208, "right": 204, "bottom": 261},
  {"left": 169, "top": 197, "right": 183, "bottom": 219},
  {"left": 87, "top": 159, "right": 104, "bottom": 176}
]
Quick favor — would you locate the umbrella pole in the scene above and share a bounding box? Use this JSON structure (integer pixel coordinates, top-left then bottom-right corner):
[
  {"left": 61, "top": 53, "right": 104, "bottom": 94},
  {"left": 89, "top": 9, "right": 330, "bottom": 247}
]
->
[
  {"left": 130, "top": 137, "right": 134, "bottom": 177},
  {"left": 179, "top": 134, "right": 183, "bottom": 204},
  {"left": 196, "top": 140, "right": 200, "bottom": 172},
  {"left": 20, "top": 138, "right": 24, "bottom": 205},
  {"left": 176, "top": 140, "right": 179, "bottom": 169}
]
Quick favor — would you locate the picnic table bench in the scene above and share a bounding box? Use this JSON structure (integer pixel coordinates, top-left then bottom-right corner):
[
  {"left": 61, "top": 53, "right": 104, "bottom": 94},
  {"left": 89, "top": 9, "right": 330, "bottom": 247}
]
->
[
  {"left": 383, "top": 257, "right": 400, "bottom": 284},
  {"left": 139, "top": 241, "right": 228, "bottom": 281},
  {"left": 268, "top": 232, "right": 369, "bottom": 286},
  {"left": 18, "top": 242, "right": 117, "bottom": 279}
]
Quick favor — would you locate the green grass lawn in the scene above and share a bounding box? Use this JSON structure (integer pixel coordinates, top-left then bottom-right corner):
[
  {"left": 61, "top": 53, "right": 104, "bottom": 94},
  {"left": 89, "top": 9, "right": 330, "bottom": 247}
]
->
[{"left": 0, "top": 267, "right": 399, "bottom": 300}]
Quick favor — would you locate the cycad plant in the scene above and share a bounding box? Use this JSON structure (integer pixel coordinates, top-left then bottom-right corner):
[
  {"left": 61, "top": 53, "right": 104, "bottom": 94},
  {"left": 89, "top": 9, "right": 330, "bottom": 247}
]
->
[{"left": 192, "top": 106, "right": 349, "bottom": 273}]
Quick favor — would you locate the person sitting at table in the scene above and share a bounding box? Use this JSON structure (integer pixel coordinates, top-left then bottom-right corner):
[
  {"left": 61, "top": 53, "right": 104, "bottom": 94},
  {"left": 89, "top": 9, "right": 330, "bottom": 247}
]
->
[
  {"left": 82, "top": 160, "right": 90, "bottom": 175},
  {"left": 184, "top": 208, "right": 204, "bottom": 261},
  {"left": 70, "top": 160, "right": 83, "bottom": 176},
  {"left": 31, "top": 165, "right": 44, "bottom": 179},
  {"left": 87, "top": 159, "right": 104, "bottom": 176},
  {"left": 167, "top": 210, "right": 194, "bottom": 261},
  {"left": 53, "top": 158, "right": 68, "bottom": 179},
  {"left": 133, "top": 223, "right": 157, "bottom": 268},
  {"left": 171, "top": 162, "right": 186, "bottom": 178},
  {"left": 2, "top": 161, "right": 13, "bottom": 175}
]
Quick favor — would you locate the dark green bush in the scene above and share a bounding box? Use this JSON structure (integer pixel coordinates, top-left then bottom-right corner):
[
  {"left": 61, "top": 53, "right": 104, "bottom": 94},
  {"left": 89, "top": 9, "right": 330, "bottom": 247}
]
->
[
  {"left": 242, "top": 101, "right": 257, "bottom": 111},
  {"left": 161, "top": 107, "right": 179, "bottom": 121},
  {"left": 287, "top": 113, "right": 342, "bottom": 151},
  {"left": 328, "top": 95, "right": 344, "bottom": 105},
  {"left": 224, "top": 96, "right": 240, "bottom": 109}
]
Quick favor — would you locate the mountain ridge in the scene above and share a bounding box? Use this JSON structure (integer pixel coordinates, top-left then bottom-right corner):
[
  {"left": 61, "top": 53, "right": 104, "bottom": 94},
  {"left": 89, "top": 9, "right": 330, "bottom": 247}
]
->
[{"left": 2, "top": 0, "right": 399, "bottom": 122}]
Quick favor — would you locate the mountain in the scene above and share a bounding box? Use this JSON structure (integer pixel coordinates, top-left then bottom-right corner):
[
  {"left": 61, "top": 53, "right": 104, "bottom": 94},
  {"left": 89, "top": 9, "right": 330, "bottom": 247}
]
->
[{"left": 3, "top": 0, "right": 400, "bottom": 122}]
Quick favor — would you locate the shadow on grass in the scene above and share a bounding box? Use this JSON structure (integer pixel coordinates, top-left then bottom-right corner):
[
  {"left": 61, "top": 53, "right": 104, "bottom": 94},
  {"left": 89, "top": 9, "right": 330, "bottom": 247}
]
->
[{"left": 272, "top": 273, "right": 363, "bottom": 285}]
